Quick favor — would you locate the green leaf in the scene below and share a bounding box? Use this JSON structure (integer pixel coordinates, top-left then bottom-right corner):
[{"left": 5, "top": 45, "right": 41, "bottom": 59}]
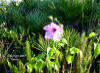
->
[
  {"left": 36, "top": 60, "right": 43, "bottom": 71},
  {"left": 93, "top": 70, "right": 96, "bottom": 73},
  {"left": 13, "top": 66, "right": 19, "bottom": 73},
  {"left": 94, "top": 43, "right": 100, "bottom": 58},
  {"left": 48, "top": 48, "right": 54, "bottom": 57},
  {"left": 47, "top": 47, "right": 54, "bottom": 57},
  {"left": 70, "top": 47, "right": 80, "bottom": 54},
  {"left": 55, "top": 49, "right": 60, "bottom": 56},
  {"left": 89, "top": 32, "right": 96, "bottom": 38},
  {"left": 36, "top": 54, "right": 45, "bottom": 61},
  {"left": 47, "top": 61, "right": 55, "bottom": 69},
  {"left": 10, "top": 30, "right": 16, "bottom": 39},
  {"left": 61, "top": 38, "right": 68, "bottom": 44},
  {"left": 47, "top": 47, "right": 51, "bottom": 54},
  {"left": 60, "top": 38, "right": 68, "bottom": 46},
  {"left": 26, "top": 41, "right": 31, "bottom": 62},
  {"left": 66, "top": 55, "right": 74, "bottom": 64},
  {"left": 55, "top": 61, "right": 60, "bottom": 70},
  {"left": 18, "top": 61, "right": 26, "bottom": 73},
  {"left": 27, "top": 64, "right": 33, "bottom": 73},
  {"left": 8, "top": 61, "right": 12, "bottom": 68}
]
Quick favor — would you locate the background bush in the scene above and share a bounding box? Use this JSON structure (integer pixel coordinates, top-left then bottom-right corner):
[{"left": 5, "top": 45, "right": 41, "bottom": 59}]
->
[{"left": 0, "top": 0, "right": 99, "bottom": 34}]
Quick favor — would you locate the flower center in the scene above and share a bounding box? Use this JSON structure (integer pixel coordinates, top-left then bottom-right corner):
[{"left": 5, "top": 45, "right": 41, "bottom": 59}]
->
[{"left": 52, "top": 28, "right": 57, "bottom": 33}]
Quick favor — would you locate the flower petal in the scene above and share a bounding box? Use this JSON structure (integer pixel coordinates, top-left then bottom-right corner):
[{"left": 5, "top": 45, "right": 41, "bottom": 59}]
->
[
  {"left": 45, "top": 31, "right": 54, "bottom": 40},
  {"left": 53, "top": 31, "right": 61, "bottom": 41},
  {"left": 43, "top": 24, "right": 52, "bottom": 31},
  {"left": 58, "top": 26, "right": 63, "bottom": 34}
]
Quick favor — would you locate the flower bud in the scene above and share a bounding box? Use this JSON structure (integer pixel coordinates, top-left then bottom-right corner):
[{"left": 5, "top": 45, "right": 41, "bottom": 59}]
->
[{"left": 48, "top": 16, "right": 53, "bottom": 20}]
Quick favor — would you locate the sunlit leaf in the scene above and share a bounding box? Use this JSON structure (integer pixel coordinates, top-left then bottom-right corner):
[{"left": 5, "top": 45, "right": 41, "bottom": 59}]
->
[
  {"left": 48, "top": 48, "right": 54, "bottom": 57},
  {"left": 55, "top": 61, "right": 60, "bottom": 70},
  {"left": 70, "top": 47, "right": 80, "bottom": 54},
  {"left": 8, "top": 61, "right": 12, "bottom": 68},
  {"left": 94, "top": 43, "right": 100, "bottom": 58},
  {"left": 89, "top": 32, "right": 96, "bottom": 38},
  {"left": 60, "top": 38, "right": 68, "bottom": 46},
  {"left": 47, "top": 47, "right": 51, "bottom": 54},
  {"left": 66, "top": 55, "right": 74, "bottom": 64},
  {"left": 27, "top": 64, "right": 33, "bottom": 73}
]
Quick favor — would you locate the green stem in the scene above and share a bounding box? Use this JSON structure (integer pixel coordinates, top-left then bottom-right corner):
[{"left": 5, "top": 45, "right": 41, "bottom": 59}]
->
[
  {"left": 87, "top": 56, "right": 94, "bottom": 73},
  {"left": 57, "top": 69, "right": 59, "bottom": 73},
  {"left": 70, "top": 63, "right": 72, "bottom": 73},
  {"left": 62, "top": 64, "right": 65, "bottom": 73}
]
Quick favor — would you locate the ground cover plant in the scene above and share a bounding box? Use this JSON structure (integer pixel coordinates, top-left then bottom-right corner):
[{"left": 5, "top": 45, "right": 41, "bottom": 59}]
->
[{"left": 0, "top": 0, "right": 100, "bottom": 73}]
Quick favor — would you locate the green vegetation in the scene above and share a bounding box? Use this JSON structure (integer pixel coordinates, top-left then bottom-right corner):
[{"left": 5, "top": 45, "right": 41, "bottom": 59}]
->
[{"left": 0, "top": 0, "right": 100, "bottom": 73}]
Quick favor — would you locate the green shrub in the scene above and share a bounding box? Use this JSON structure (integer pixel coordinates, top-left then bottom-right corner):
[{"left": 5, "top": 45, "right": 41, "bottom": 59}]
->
[{"left": 0, "top": 0, "right": 99, "bottom": 33}]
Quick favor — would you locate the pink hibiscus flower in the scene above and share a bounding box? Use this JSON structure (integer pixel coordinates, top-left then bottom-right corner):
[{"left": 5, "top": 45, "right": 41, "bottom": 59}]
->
[{"left": 43, "top": 22, "right": 63, "bottom": 41}]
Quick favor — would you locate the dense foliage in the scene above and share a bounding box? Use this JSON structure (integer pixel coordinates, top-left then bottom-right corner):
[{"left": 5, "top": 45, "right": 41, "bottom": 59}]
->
[{"left": 0, "top": 0, "right": 100, "bottom": 73}]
